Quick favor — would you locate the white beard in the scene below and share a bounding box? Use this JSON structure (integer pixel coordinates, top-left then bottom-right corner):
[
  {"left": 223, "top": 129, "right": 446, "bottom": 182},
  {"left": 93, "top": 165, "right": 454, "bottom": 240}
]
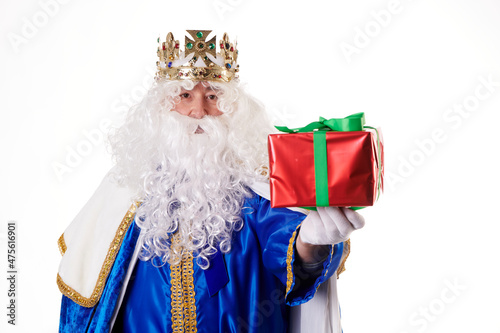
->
[{"left": 134, "top": 111, "right": 256, "bottom": 269}]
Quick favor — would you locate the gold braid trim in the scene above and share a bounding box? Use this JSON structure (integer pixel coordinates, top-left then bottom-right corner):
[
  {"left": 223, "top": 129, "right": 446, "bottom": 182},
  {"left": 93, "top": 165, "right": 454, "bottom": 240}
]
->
[
  {"left": 171, "top": 260, "right": 184, "bottom": 332},
  {"left": 58, "top": 234, "right": 67, "bottom": 255},
  {"left": 337, "top": 239, "right": 351, "bottom": 278},
  {"left": 170, "top": 233, "right": 197, "bottom": 332},
  {"left": 285, "top": 223, "right": 302, "bottom": 295},
  {"left": 171, "top": 232, "right": 184, "bottom": 332},
  {"left": 57, "top": 202, "right": 139, "bottom": 308},
  {"left": 182, "top": 252, "right": 197, "bottom": 332}
]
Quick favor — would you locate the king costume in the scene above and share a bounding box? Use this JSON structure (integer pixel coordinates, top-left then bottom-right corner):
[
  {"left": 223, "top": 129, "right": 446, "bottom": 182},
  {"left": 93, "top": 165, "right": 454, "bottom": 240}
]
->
[
  {"left": 57, "top": 171, "right": 349, "bottom": 333},
  {"left": 57, "top": 29, "right": 354, "bottom": 333}
]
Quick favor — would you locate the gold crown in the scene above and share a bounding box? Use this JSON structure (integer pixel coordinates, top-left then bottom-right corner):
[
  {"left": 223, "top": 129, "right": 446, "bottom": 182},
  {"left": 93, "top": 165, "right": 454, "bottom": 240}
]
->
[{"left": 156, "top": 30, "right": 239, "bottom": 82}]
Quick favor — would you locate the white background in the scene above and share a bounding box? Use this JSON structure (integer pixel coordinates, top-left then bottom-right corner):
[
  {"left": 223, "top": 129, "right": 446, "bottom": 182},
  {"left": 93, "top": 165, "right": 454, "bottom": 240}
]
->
[{"left": 1, "top": 0, "right": 500, "bottom": 332}]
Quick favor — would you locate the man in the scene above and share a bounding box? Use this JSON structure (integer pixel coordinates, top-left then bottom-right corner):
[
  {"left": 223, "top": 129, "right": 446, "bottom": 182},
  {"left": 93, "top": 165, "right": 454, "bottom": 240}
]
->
[{"left": 57, "top": 30, "right": 365, "bottom": 333}]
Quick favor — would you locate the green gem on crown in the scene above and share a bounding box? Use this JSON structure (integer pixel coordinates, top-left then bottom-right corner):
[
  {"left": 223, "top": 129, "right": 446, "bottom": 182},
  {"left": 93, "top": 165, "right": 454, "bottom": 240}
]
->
[
  {"left": 209, "top": 43, "right": 215, "bottom": 50},
  {"left": 186, "top": 43, "right": 193, "bottom": 49},
  {"left": 196, "top": 31, "right": 203, "bottom": 39}
]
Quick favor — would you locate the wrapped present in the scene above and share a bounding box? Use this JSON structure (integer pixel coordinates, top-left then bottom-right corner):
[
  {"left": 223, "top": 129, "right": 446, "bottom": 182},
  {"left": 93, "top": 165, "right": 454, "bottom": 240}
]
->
[{"left": 268, "top": 113, "right": 383, "bottom": 208}]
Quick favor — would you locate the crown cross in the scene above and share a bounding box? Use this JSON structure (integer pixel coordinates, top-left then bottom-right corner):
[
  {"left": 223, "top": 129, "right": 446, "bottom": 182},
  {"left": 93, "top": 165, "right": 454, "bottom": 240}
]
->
[{"left": 185, "top": 30, "right": 217, "bottom": 66}]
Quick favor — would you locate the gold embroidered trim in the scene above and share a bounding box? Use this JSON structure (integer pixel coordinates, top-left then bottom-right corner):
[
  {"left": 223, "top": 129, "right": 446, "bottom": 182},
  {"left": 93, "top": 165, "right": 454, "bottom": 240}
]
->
[
  {"left": 170, "top": 233, "right": 197, "bottom": 332},
  {"left": 58, "top": 234, "right": 67, "bottom": 255},
  {"left": 171, "top": 257, "right": 183, "bottom": 331},
  {"left": 337, "top": 239, "right": 351, "bottom": 278},
  {"left": 182, "top": 252, "right": 196, "bottom": 332},
  {"left": 285, "top": 224, "right": 301, "bottom": 295},
  {"left": 57, "top": 202, "right": 138, "bottom": 308}
]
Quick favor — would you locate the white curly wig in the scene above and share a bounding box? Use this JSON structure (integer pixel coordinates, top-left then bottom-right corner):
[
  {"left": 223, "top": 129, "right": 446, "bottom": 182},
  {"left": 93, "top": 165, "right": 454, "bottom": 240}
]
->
[{"left": 109, "top": 79, "right": 272, "bottom": 269}]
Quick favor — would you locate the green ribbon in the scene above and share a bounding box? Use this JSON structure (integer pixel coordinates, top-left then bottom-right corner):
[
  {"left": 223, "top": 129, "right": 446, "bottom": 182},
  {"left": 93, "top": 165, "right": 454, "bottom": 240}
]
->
[
  {"left": 313, "top": 131, "right": 329, "bottom": 206},
  {"left": 275, "top": 112, "right": 366, "bottom": 133},
  {"left": 275, "top": 112, "right": 381, "bottom": 209}
]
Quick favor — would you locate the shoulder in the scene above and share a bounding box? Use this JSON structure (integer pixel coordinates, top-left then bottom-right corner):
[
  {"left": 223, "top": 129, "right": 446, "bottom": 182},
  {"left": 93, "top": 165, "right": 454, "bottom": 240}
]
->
[
  {"left": 241, "top": 185, "right": 309, "bottom": 231},
  {"left": 61, "top": 168, "right": 137, "bottom": 252},
  {"left": 57, "top": 168, "right": 139, "bottom": 307}
]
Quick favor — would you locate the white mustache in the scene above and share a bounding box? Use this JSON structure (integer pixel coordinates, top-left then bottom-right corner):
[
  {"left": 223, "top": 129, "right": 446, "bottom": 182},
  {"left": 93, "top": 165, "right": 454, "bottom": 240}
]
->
[{"left": 171, "top": 113, "right": 224, "bottom": 135}]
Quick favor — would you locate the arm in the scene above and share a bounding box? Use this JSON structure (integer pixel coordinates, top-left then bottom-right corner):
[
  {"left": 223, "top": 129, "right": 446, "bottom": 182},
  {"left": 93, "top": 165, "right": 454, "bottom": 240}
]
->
[
  {"left": 295, "top": 235, "right": 330, "bottom": 264},
  {"left": 248, "top": 196, "right": 349, "bottom": 305}
]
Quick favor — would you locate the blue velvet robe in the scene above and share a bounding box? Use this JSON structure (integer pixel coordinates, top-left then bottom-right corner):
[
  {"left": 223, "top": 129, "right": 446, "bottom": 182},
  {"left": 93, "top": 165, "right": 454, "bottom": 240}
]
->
[{"left": 59, "top": 192, "right": 344, "bottom": 333}]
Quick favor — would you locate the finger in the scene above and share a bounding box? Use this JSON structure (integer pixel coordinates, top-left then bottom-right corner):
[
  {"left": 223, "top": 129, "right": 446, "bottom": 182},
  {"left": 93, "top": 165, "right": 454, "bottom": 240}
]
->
[
  {"left": 318, "top": 207, "right": 353, "bottom": 238},
  {"left": 341, "top": 207, "right": 366, "bottom": 230}
]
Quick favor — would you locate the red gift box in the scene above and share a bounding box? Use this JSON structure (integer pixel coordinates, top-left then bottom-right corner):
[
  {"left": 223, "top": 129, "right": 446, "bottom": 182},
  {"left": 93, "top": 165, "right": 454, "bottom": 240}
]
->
[{"left": 268, "top": 120, "right": 383, "bottom": 208}]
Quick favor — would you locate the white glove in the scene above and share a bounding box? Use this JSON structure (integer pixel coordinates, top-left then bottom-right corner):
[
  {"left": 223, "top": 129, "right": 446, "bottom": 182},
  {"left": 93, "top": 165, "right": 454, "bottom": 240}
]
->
[{"left": 299, "top": 207, "right": 365, "bottom": 245}]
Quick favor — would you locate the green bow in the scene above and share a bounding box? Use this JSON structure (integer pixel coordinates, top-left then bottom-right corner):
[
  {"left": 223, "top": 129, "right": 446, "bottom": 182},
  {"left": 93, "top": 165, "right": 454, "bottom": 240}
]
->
[{"left": 275, "top": 112, "right": 366, "bottom": 133}]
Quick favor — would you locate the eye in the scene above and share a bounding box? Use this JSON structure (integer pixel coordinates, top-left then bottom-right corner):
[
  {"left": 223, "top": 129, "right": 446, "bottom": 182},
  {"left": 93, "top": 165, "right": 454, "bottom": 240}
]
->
[
  {"left": 180, "top": 92, "right": 190, "bottom": 98},
  {"left": 207, "top": 94, "right": 218, "bottom": 100}
]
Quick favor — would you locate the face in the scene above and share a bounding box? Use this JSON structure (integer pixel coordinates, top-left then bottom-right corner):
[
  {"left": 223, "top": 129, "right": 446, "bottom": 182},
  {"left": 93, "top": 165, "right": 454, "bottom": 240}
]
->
[{"left": 172, "top": 82, "right": 223, "bottom": 119}]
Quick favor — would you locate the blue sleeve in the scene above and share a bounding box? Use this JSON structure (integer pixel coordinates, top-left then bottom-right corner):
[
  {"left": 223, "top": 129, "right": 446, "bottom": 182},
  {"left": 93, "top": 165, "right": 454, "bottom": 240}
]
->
[
  {"left": 286, "top": 240, "right": 344, "bottom": 306},
  {"left": 245, "top": 194, "right": 344, "bottom": 307},
  {"left": 59, "top": 295, "right": 95, "bottom": 333}
]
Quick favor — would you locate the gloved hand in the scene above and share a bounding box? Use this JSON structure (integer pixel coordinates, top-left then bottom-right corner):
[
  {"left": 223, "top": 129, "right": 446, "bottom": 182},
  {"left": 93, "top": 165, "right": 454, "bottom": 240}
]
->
[{"left": 298, "top": 207, "right": 366, "bottom": 245}]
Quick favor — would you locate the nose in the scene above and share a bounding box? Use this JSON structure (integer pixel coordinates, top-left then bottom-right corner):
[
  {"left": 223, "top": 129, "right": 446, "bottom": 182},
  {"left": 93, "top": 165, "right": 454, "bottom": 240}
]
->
[{"left": 189, "top": 98, "right": 207, "bottom": 119}]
